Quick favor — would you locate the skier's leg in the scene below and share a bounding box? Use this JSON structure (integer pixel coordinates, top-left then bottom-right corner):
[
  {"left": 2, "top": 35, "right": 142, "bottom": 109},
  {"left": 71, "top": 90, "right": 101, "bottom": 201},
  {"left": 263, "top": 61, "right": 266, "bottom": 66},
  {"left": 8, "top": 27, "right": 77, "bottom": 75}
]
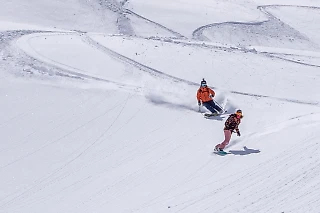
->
[
  {"left": 212, "top": 100, "right": 223, "bottom": 113},
  {"left": 202, "top": 101, "right": 217, "bottom": 113},
  {"left": 218, "top": 130, "right": 232, "bottom": 149},
  {"left": 203, "top": 101, "right": 218, "bottom": 113}
]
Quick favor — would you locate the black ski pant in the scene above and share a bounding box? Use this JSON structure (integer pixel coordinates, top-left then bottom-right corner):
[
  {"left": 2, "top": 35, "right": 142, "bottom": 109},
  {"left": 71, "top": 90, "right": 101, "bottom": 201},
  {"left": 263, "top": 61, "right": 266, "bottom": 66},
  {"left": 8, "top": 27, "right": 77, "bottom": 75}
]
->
[{"left": 202, "top": 100, "right": 222, "bottom": 113}]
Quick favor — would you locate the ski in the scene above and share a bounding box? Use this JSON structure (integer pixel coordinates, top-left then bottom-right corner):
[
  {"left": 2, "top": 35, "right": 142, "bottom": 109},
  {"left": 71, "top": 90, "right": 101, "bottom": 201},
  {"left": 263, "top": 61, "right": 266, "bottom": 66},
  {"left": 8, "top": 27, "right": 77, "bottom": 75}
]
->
[
  {"left": 204, "top": 112, "right": 219, "bottom": 117},
  {"left": 213, "top": 150, "right": 229, "bottom": 156},
  {"left": 203, "top": 110, "right": 227, "bottom": 118}
]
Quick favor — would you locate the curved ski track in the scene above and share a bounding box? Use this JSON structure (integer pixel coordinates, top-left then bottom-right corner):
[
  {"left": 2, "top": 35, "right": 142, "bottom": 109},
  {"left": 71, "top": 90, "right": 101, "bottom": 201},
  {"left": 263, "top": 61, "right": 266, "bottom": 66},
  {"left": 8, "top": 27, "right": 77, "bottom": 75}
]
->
[
  {"left": 83, "top": 33, "right": 319, "bottom": 106},
  {"left": 192, "top": 5, "right": 320, "bottom": 43},
  {"left": 14, "top": 32, "right": 320, "bottom": 106},
  {"left": 193, "top": 5, "right": 320, "bottom": 67},
  {"left": 94, "top": 0, "right": 185, "bottom": 38},
  {"left": 6, "top": 4, "right": 320, "bottom": 105}
]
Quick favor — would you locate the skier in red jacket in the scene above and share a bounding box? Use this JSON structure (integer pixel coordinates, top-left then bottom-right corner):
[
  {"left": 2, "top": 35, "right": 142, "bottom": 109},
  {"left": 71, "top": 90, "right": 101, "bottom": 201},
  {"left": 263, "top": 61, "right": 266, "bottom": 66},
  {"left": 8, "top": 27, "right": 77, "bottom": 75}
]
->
[
  {"left": 214, "top": 109, "right": 243, "bottom": 151},
  {"left": 196, "top": 79, "right": 223, "bottom": 115}
]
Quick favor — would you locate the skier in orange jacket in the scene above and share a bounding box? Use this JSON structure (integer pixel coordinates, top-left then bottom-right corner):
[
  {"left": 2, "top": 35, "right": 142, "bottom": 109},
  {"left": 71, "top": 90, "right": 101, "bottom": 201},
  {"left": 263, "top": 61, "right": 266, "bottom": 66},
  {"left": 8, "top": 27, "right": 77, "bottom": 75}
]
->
[{"left": 196, "top": 79, "right": 223, "bottom": 114}]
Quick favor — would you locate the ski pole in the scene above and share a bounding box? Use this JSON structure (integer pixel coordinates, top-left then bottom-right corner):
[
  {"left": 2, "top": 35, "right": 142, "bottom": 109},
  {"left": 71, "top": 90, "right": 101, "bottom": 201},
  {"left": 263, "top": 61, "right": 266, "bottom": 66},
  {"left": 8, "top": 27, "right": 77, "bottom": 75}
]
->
[{"left": 214, "top": 99, "right": 224, "bottom": 111}]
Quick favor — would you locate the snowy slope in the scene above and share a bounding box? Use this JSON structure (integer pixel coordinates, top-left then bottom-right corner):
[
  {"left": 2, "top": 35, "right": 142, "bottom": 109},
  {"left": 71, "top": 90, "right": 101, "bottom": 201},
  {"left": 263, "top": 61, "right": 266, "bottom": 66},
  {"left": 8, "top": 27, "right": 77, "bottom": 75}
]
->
[
  {"left": 1, "top": 0, "right": 320, "bottom": 213},
  {"left": 0, "top": 0, "right": 118, "bottom": 33}
]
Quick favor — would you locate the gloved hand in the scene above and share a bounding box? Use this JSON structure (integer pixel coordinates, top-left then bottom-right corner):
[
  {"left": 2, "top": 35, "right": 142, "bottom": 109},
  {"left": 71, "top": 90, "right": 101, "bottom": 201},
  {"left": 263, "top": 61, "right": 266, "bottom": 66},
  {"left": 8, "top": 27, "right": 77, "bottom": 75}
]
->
[
  {"left": 237, "top": 131, "right": 241, "bottom": 137},
  {"left": 198, "top": 101, "right": 201, "bottom": 106}
]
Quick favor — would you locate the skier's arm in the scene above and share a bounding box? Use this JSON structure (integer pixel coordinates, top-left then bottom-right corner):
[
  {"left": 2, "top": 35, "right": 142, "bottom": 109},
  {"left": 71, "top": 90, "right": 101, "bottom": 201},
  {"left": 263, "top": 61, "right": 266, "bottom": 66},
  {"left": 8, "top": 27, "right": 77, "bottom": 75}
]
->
[
  {"left": 196, "top": 89, "right": 202, "bottom": 104},
  {"left": 235, "top": 122, "right": 241, "bottom": 136},
  {"left": 209, "top": 88, "right": 215, "bottom": 98},
  {"left": 224, "top": 116, "right": 232, "bottom": 129}
]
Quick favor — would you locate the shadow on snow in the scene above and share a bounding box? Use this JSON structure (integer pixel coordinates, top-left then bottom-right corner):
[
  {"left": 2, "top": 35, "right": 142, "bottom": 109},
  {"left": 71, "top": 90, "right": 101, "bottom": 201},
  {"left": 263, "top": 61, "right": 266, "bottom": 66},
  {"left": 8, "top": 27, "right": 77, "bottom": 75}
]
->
[{"left": 229, "top": 146, "right": 260, "bottom": 156}]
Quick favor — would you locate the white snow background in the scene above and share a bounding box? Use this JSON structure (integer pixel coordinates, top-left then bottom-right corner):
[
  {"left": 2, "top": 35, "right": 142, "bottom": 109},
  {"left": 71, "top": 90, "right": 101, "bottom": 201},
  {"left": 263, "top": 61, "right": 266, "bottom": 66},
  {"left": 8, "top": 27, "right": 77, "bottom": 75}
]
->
[{"left": 1, "top": 0, "right": 320, "bottom": 212}]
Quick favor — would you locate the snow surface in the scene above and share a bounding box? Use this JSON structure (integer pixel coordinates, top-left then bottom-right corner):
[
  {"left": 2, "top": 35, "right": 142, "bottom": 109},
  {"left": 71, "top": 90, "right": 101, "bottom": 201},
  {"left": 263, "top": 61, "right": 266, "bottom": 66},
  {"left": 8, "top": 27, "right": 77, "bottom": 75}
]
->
[{"left": 1, "top": 0, "right": 320, "bottom": 213}]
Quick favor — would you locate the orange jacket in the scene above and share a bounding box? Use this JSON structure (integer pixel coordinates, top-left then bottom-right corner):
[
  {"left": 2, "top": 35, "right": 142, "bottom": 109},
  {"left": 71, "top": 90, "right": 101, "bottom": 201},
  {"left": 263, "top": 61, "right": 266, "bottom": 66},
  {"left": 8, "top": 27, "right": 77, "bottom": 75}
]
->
[{"left": 197, "top": 87, "right": 215, "bottom": 103}]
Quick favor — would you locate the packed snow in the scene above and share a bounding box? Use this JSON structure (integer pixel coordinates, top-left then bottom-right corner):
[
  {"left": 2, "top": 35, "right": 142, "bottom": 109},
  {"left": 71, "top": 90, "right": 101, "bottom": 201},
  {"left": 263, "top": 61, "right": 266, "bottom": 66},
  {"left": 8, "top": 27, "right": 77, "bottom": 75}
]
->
[{"left": 1, "top": 0, "right": 320, "bottom": 213}]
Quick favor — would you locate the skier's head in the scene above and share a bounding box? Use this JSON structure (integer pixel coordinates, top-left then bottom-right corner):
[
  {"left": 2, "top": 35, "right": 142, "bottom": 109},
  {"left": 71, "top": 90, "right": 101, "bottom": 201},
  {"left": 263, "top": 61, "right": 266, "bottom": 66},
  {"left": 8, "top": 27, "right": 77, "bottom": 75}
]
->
[
  {"left": 236, "top": 109, "right": 243, "bottom": 118},
  {"left": 200, "top": 79, "right": 207, "bottom": 87}
]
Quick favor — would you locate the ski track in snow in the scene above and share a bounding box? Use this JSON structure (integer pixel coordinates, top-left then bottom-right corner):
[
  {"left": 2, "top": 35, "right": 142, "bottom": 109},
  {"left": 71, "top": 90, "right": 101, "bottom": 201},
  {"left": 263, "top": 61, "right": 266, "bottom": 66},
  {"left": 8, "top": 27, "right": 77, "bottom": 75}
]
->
[
  {"left": 193, "top": 5, "right": 320, "bottom": 67},
  {"left": 125, "top": 9, "right": 187, "bottom": 39},
  {"left": 11, "top": 31, "right": 147, "bottom": 93},
  {"left": 7, "top": 4, "right": 319, "bottom": 107},
  {"left": 91, "top": 0, "right": 184, "bottom": 38},
  {"left": 266, "top": 52, "right": 320, "bottom": 68},
  {"left": 193, "top": 5, "right": 319, "bottom": 42},
  {"left": 85, "top": 33, "right": 319, "bottom": 106},
  {"left": 0, "top": 93, "right": 134, "bottom": 208},
  {"left": 0, "top": 30, "right": 88, "bottom": 81},
  {"left": 193, "top": 5, "right": 320, "bottom": 46},
  {"left": 1, "top": 4, "right": 317, "bottom": 109},
  {"left": 2, "top": 3, "right": 320, "bottom": 213},
  {"left": 131, "top": 114, "right": 320, "bottom": 212},
  {"left": 12, "top": 30, "right": 318, "bottom": 107}
]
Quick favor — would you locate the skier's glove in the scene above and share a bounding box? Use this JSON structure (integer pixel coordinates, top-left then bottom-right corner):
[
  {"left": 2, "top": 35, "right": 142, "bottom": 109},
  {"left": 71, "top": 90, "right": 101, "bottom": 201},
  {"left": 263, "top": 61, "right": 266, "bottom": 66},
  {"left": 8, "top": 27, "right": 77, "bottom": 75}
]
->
[
  {"left": 198, "top": 101, "right": 201, "bottom": 106},
  {"left": 237, "top": 131, "right": 241, "bottom": 137}
]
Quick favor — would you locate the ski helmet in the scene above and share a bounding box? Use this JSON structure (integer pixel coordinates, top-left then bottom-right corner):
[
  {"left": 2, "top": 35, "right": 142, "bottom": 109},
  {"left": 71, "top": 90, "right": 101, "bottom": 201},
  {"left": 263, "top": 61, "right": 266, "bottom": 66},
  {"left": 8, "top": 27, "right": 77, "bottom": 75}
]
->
[{"left": 200, "top": 78, "right": 207, "bottom": 87}]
